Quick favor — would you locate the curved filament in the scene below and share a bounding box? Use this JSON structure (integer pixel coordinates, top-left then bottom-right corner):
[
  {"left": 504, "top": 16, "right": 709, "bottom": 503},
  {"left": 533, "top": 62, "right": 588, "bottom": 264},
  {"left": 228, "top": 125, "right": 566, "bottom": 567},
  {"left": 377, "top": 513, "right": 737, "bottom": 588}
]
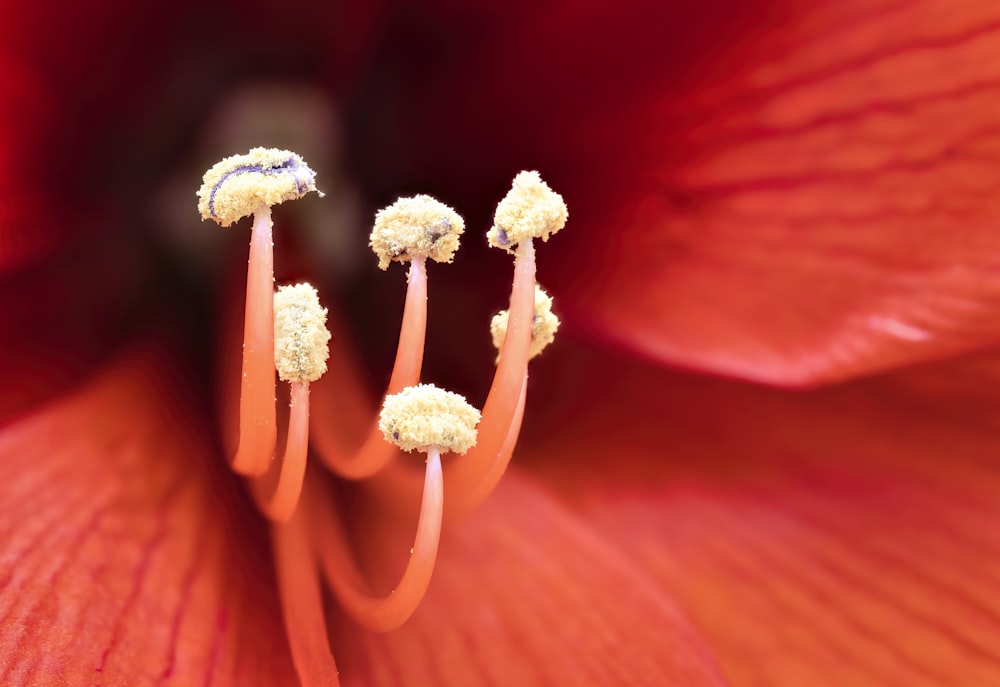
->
[
  {"left": 313, "top": 258, "right": 427, "bottom": 480},
  {"left": 311, "top": 448, "right": 443, "bottom": 632}
]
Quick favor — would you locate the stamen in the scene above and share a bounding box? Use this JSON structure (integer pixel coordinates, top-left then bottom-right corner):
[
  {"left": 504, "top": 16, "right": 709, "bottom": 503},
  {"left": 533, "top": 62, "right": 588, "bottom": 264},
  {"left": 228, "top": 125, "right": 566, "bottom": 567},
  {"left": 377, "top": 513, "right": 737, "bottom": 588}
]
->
[
  {"left": 197, "top": 149, "right": 321, "bottom": 477},
  {"left": 256, "top": 283, "right": 331, "bottom": 522},
  {"left": 490, "top": 285, "right": 560, "bottom": 362},
  {"left": 272, "top": 511, "right": 341, "bottom": 686},
  {"left": 312, "top": 385, "right": 476, "bottom": 631},
  {"left": 447, "top": 171, "right": 567, "bottom": 510},
  {"left": 314, "top": 196, "right": 465, "bottom": 479}
]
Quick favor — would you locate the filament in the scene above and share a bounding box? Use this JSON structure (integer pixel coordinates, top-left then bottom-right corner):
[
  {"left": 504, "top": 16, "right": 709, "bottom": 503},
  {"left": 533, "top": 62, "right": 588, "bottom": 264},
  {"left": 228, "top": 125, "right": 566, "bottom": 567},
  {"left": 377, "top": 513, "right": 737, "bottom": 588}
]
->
[
  {"left": 231, "top": 207, "right": 277, "bottom": 477},
  {"left": 253, "top": 382, "right": 311, "bottom": 522},
  {"left": 445, "top": 240, "right": 535, "bottom": 501},
  {"left": 313, "top": 258, "right": 427, "bottom": 479},
  {"left": 311, "top": 447, "right": 443, "bottom": 632},
  {"left": 272, "top": 510, "right": 341, "bottom": 686}
]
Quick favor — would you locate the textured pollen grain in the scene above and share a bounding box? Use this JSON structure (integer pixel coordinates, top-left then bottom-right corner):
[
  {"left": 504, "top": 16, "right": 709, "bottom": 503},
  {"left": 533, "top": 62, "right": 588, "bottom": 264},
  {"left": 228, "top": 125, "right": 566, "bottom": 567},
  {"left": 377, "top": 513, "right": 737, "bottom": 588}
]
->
[
  {"left": 370, "top": 195, "right": 465, "bottom": 270},
  {"left": 487, "top": 171, "right": 568, "bottom": 251},
  {"left": 273, "top": 283, "right": 331, "bottom": 383},
  {"left": 379, "top": 384, "right": 480, "bottom": 454}
]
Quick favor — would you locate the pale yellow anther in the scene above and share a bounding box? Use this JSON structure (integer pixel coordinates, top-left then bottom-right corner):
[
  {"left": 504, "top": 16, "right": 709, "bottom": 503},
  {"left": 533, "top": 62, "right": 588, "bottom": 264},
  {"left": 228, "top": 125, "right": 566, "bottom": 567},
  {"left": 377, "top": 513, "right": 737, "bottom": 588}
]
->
[
  {"left": 490, "top": 285, "right": 560, "bottom": 362},
  {"left": 197, "top": 147, "right": 321, "bottom": 227},
  {"left": 487, "top": 171, "right": 568, "bottom": 252},
  {"left": 379, "top": 384, "right": 480, "bottom": 455},
  {"left": 274, "top": 283, "right": 331, "bottom": 384},
  {"left": 370, "top": 195, "right": 465, "bottom": 270}
]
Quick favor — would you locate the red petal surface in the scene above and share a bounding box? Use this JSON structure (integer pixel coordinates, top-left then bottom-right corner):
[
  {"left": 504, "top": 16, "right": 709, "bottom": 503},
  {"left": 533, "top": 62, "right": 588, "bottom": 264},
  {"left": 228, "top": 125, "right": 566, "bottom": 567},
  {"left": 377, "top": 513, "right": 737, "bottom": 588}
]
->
[
  {"left": 0, "top": 345, "right": 297, "bottom": 686},
  {"left": 526, "top": 341, "right": 1000, "bottom": 686},
  {"left": 383, "top": 0, "right": 1000, "bottom": 386},
  {"left": 334, "top": 472, "right": 727, "bottom": 687}
]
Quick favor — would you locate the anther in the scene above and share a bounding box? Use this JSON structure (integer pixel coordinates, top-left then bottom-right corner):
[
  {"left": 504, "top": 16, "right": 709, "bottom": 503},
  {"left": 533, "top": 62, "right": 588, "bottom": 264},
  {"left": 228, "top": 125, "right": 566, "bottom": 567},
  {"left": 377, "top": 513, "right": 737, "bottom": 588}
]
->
[
  {"left": 370, "top": 195, "right": 465, "bottom": 271},
  {"left": 491, "top": 285, "right": 559, "bottom": 362},
  {"left": 486, "top": 170, "right": 567, "bottom": 251},
  {"left": 379, "top": 384, "right": 480, "bottom": 455},
  {"left": 197, "top": 147, "right": 320, "bottom": 227},
  {"left": 313, "top": 384, "right": 477, "bottom": 632},
  {"left": 274, "top": 283, "right": 331, "bottom": 384}
]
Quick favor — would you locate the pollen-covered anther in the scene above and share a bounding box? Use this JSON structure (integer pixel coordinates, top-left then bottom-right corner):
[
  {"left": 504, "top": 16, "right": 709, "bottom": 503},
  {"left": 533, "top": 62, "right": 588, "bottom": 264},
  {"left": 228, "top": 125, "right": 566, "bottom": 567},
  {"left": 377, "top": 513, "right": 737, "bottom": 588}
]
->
[
  {"left": 491, "top": 285, "right": 560, "bottom": 361},
  {"left": 370, "top": 195, "right": 465, "bottom": 270},
  {"left": 274, "top": 283, "right": 331, "bottom": 384},
  {"left": 197, "top": 147, "right": 321, "bottom": 227},
  {"left": 379, "top": 384, "right": 480, "bottom": 454},
  {"left": 487, "top": 170, "right": 568, "bottom": 251}
]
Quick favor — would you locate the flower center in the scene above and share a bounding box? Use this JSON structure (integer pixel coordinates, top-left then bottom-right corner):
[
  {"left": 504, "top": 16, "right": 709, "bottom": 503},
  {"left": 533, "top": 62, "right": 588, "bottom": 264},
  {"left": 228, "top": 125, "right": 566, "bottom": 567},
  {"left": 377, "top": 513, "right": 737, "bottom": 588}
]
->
[{"left": 198, "top": 149, "right": 567, "bottom": 685}]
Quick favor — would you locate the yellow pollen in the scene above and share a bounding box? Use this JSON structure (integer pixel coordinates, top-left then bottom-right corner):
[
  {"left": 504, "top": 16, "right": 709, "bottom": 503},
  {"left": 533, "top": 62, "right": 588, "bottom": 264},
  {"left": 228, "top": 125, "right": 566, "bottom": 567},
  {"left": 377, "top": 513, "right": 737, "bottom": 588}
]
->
[
  {"left": 379, "top": 384, "right": 480, "bottom": 454},
  {"left": 370, "top": 195, "right": 466, "bottom": 270},
  {"left": 487, "top": 170, "right": 568, "bottom": 252},
  {"left": 274, "top": 283, "right": 331, "bottom": 383},
  {"left": 197, "top": 147, "right": 321, "bottom": 227},
  {"left": 490, "top": 285, "right": 559, "bottom": 361}
]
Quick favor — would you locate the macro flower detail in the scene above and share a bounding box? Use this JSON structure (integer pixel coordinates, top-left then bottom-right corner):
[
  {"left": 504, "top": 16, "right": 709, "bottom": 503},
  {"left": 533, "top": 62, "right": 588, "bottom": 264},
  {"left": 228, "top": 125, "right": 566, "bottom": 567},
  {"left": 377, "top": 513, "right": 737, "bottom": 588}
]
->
[
  {"left": 199, "top": 152, "right": 571, "bottom": 683},
  {"left": 3, "top": 2, "right": 1000, "bottom": 686}
]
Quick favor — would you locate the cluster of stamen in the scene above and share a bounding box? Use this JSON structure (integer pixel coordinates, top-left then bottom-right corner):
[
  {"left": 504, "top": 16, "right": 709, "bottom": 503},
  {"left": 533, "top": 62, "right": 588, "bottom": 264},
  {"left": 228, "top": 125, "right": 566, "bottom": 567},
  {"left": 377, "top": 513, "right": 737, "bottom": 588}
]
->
[{"left": 198, "top": 149, "right": 567, "bottom": 686}]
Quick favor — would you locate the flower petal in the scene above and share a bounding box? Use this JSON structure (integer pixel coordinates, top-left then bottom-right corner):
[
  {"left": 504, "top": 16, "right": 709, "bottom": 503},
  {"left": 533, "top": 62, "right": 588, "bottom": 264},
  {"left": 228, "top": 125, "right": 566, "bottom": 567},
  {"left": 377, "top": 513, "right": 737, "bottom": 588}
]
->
[
  {"left": 374, "top": 0, "right": 1000, "bottom": 386},
  {"left": 333, "top": 473, "right": 727, "bottom": 687},
  {"left": 0, "top": 344, "right": 297, "bottom": 685},
  {"left": 527, "top": 342, "right": 1000, "bottom": 685}
]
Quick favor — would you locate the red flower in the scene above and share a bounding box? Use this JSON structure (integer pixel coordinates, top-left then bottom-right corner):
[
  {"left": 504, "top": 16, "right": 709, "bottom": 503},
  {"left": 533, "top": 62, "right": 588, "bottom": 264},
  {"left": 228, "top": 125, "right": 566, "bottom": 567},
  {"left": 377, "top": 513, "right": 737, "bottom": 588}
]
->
[{"left": 2, "top": 1, "right": 1000, "bottom": 685}]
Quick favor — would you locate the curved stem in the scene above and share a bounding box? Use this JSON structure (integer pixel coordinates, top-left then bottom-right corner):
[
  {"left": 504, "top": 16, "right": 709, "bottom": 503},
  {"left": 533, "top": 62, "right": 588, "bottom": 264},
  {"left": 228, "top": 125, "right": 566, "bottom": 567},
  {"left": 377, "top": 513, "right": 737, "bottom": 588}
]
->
[
  {"left": 255, "top": 382, "right": 310, "bottom": 522},
  {"left": 232, "top": 207, "right": 276, "bottom": 476},
  {"left": 313, "top": 258, "right": 427, "bottom": 480},
  {"left": 272, "top": 510, "right": 341, "bottom": 686},
  {"left": 445, "top": 240, "right": 534, "bottom": 498},
  {"left": 448, "top": 375, "right": 527, "bottom": 515},
  {"left": 312, "top": 448, "right": 443, "bottom": 632}
]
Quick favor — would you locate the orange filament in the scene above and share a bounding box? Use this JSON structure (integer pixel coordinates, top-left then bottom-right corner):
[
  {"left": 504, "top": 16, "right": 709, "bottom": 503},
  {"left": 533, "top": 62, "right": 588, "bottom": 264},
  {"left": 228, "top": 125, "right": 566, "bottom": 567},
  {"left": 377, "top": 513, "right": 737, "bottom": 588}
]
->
[
  {"left": 312, "top": 258, "right": 427, "bottom": 479},
  {"left": 449, "top": 376, "right": 527, "bottom": 514},
  {"left": 272, "top": 510, "right": 341, "bottom": 686},
  {"left": 253, "top": 382, "right": 311, "bottom": 522},
  {"left": 232, "top": 207, "right": 277, "bottom": 477},
  {"left": 311, "top": 447, "right": 443, "bottom": 632},
  {"left": 444, "top": 240, "right": 535, "bottom": 502}
]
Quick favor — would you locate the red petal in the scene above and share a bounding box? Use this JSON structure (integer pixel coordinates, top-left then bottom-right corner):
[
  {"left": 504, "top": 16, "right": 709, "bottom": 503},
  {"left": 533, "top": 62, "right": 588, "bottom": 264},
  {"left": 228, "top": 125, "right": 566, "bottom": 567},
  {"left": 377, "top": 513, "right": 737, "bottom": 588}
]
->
[
  {"left": 380, "top": 0, "right": 1000, "bottom": 386},
  {"left": 334, "top": 473, "right": 727, "bottom": 687},
  {"left": 527, "top": 342, "right": 1000, "bottom": 685},
  {"left": 0, "top": 344, "right": 297, "bottom": 685}
]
